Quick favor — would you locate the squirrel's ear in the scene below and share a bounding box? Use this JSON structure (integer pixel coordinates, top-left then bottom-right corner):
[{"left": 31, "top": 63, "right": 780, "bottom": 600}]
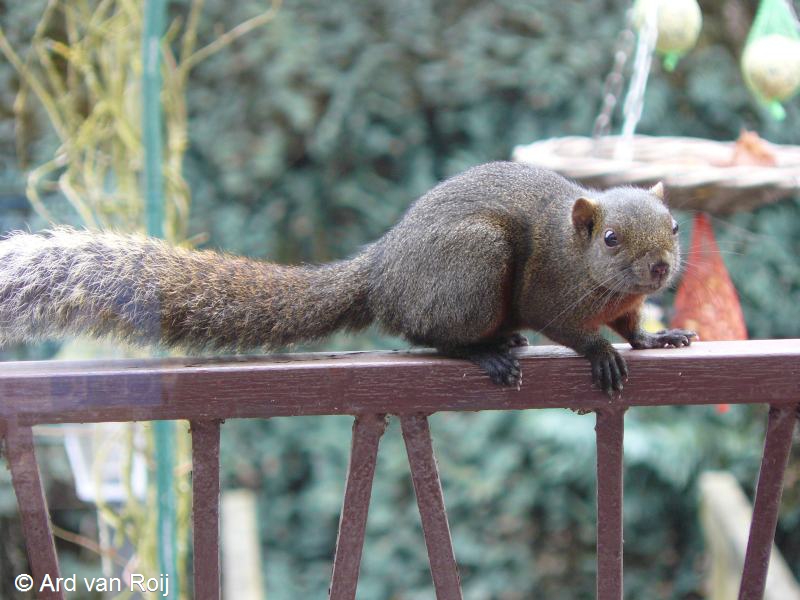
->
[
  {"left": 572, "top": 197, "right": 598, "bottom": 236},
  {"left": 649, "top": 181, "right": 665, "bottom": 201}
]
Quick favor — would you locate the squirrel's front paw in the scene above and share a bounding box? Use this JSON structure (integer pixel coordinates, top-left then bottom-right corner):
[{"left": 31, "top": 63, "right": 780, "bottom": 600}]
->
[
  {"left": 655, "top": 329, "right": 697, "bottom": 347},
  {"left": 585, "top": 343, "right": 628, "bottom": 396},
  {"left": 634, "top": 329, "right": 697, "bottom": 349}
]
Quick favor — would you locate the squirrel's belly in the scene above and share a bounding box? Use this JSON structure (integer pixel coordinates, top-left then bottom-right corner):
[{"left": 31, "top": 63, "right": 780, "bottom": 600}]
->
[{"left": 582, "top": 294, "right": 645, "bottom": 329}]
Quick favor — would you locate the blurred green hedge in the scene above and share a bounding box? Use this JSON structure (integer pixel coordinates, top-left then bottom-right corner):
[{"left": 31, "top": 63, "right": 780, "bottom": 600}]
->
[{"left": 1, "top": 0, "right": 799, "bottom": 598}]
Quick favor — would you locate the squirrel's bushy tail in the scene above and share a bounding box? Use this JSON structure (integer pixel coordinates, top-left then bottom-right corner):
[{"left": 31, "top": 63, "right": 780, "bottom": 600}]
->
[{"left": 0, "top": 227, "right": 374, "bottom": 351}]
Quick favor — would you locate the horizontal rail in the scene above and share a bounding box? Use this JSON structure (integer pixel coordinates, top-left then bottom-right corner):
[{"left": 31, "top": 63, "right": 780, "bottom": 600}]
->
[
  {"left": 0, "top": 340, "right": 798, "bottom": 425},
  {"left": 1, "top": 339, "right": 798, "bottom": 600}
]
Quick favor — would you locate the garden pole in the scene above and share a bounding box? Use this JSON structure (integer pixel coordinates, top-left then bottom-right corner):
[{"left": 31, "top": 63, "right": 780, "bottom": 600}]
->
[{"left": 143, "top": 0, "right": 178, "bottom": 596}]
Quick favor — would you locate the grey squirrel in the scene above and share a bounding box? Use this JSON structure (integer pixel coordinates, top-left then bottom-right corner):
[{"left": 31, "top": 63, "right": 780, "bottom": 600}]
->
[{"left": 0, "top": 161, "right": 695, "bottom": 392}]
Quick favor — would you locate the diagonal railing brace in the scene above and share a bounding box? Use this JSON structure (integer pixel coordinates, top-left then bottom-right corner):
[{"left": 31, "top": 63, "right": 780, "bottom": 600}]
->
[
  {"left": 3, "top": 421, "right": 64, "bottom": 600},
  {"left": 738, "top": 404, "right": 799, "bottom": 600},
  {"left": 329, "top": 413, "right": 387, "bottom": 600},
  {"left": 401, "top": 414, "right": 463, "bottom": 600}
]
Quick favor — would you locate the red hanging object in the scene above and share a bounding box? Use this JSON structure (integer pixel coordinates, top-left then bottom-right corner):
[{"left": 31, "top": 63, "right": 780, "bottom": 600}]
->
[
  {"left": 671, "top": 212, "right": 747, "bottom": 340},
  {"left": 671, "top": 213, "right": 747, "bottom": 413}
]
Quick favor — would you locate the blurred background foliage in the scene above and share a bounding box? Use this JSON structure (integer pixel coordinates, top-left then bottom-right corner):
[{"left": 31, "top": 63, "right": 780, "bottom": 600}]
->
[{"left": 1, "top": 0, "right": 799, "bottom": 598}]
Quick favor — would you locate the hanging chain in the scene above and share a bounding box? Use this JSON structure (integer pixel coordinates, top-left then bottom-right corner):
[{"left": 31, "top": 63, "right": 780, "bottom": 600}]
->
[
  {"left": 592, "top": 21, "right": 636, "bottom": 139},
  {"left": 615, "top": 3, "right": 658, "bottom": 161},
  {"left": 786, "top": 0, "right": 800, "bottom": 27}
]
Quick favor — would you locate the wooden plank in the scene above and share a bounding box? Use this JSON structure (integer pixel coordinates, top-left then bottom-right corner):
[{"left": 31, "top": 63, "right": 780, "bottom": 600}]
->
[
  {"left": 401, "top": 415, "right": 462, "bottom": 600},
  {"left": 329, "top": 414, "right": 387, "bottom": 600},
  {"left": 3, "top": 422, "right": 64, "bottom": 600},
  {"left": 0, "top": 340, "right": 797, "bottom": 425},
  {"left": 738, "top": 405, "right": 798, "bottom": 600},
  {"left": 595, "top": 408, "right": 625, "bottom": 600},
  {"left": 190, "top": 420, "right": 222, "bottom": 600},
  {"left": 221, "top": 491, "right": 264, "bottom": 600},
  {"left": 699, "top": 472, "right": 800, "bottom": 600}
]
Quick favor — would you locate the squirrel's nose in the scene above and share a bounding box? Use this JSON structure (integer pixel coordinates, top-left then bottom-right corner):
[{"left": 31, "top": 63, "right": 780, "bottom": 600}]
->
[{"left": 650, "top": 261, "right": 669, "bottom": 279}]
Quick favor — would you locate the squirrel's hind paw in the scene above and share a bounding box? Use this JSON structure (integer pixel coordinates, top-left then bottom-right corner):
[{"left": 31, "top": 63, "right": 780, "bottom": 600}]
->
[
  {"left": 442, "top": 344, "right": 522, "bottom": 388},
  {"left": 502, "top": 333, "right": 529, "bottom": 349},
  {"left": 474, "top": 351, "right": 522, "bottom": 388}
]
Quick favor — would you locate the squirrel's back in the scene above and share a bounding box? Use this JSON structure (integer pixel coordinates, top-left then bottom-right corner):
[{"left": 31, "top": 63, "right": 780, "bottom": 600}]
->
[
  {"left": 397, "top": 161, "right": 586, "bottom": 216},
  {"left": 366, "top": 162, "right": 588, "bottom": 345}
]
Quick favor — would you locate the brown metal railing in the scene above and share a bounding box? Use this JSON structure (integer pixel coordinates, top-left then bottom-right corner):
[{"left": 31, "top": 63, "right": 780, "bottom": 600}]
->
[{"left": 1, "top": 339, "right": 798, "bottom": 600}]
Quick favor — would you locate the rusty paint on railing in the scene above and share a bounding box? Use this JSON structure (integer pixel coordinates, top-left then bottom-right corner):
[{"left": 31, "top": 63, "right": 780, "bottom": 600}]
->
[{"left": 1, "top": 340, "right": 799, "bottom": 600}]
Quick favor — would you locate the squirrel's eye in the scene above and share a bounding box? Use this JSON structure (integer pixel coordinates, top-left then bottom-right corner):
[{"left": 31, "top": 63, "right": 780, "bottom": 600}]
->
[
  {"left": 604, "top": 230, "right": 619, "bottom": 247},
  {"left": 672, "top": 219, "right": 679, "bottom": 235}
]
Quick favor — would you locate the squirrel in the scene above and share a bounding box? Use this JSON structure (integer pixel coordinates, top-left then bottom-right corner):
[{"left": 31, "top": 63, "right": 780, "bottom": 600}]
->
[{"left": 0, "top": 161, "right": 695, "bottom": 393}]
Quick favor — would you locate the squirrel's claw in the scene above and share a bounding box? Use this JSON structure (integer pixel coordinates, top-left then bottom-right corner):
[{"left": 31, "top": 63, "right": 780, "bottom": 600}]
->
[
  {"left": 444, "top": 336, "right": 525, "bottom": 389},
  {"left": 652, "top": 329, "right": 698, "bottom": 348},
  {"left": 503, "top": 333, "right": 529, "bottom": 349},
  {"left": 445, "top": 344, "right": 522, "bottom": 388},
  {"left": 477, "top": 352, "right": 521, "bottom": 388},
  {"left": 587, "top": 344, "right": 627, "bottom": 396},
  {"left": 632, "top": 329, "right": 698, "bottom": 350}
]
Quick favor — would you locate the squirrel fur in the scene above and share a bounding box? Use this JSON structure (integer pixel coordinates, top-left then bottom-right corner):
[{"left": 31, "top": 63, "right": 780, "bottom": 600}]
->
[{"left": 0, "top": 161, "right": 695, "bottom": 392}]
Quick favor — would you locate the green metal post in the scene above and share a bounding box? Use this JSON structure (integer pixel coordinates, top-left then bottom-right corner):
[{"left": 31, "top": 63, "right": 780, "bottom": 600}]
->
[
  {"left": 143, "top": 0, "right": 177, "bottom": 596},
  {"left": 143, "top": 0, "right": 166, "bottom": 239}
]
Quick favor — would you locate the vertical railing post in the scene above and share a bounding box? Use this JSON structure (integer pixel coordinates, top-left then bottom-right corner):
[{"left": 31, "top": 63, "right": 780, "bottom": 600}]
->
[
  {"left": 3, "top": 421, "right": 64, "bottom": 600},
  {"left": 190, "top": 420, "right": 222, "bottom": 600},
  {"left": 401, "top": 414, "right": 463, "bottom": 600},
  {"left": 737, "top": 404, "right": 798, "bottom": 600},
  {"left": 595, "top": 408, "right": 625, "bottom": 600},
  {"left": 329, "top": 413, "right": 387, "bottom": 600}
]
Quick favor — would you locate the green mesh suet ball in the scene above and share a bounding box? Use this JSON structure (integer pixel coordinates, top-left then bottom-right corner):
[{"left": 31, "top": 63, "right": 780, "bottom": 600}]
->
[
  {"left": 741, "top": 0, "right": 800, "bottom": 120},
  {"left": 633, "top": 0, "right": 702, "bottom": 71},
  {"left": 742, "top": 35, "right": 800, "bottom": 102}
]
